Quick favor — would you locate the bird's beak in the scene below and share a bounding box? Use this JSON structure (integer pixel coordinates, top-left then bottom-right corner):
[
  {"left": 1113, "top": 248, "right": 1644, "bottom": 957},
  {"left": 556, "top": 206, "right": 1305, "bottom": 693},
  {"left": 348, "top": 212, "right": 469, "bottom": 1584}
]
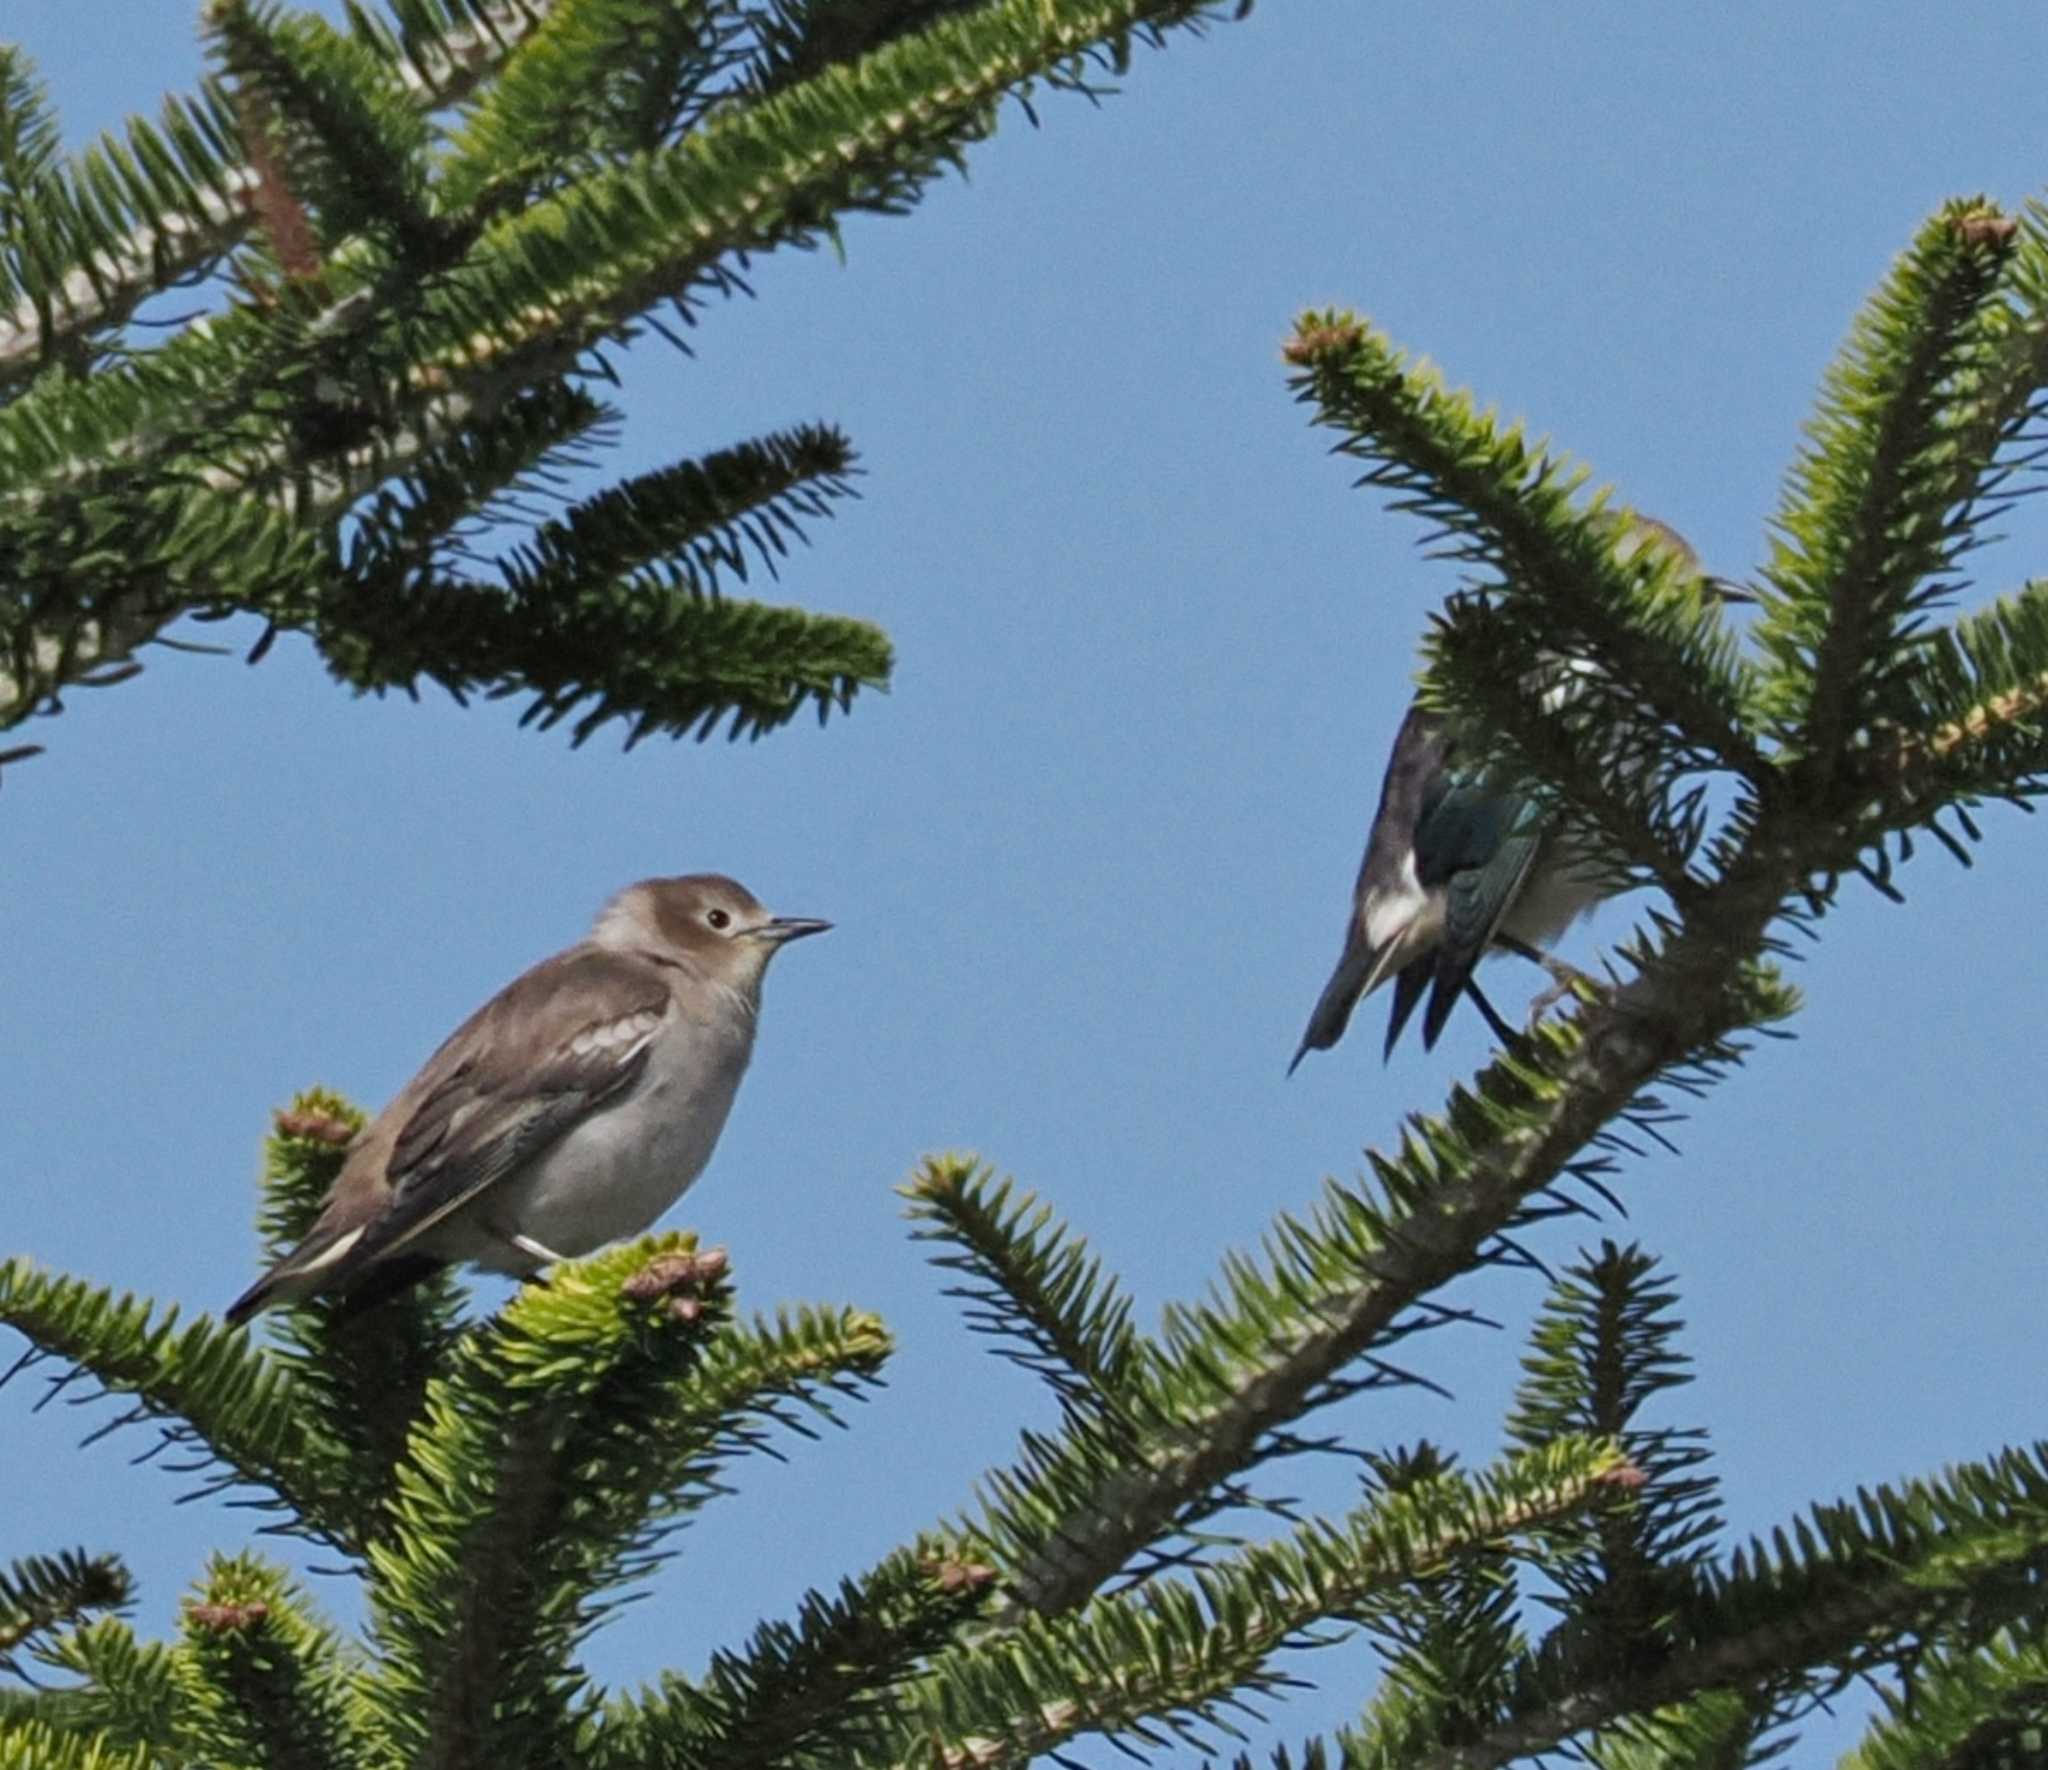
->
[
  {"left": 755, "top": 916, "right": 832, "bottom": 944},
  {"left": 1704, "top": 576, "right": 1756, "bottom": 606}
]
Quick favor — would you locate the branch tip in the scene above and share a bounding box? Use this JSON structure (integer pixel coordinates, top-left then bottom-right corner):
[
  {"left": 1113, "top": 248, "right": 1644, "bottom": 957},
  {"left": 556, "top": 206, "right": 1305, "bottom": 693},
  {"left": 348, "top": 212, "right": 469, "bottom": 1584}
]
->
[
  {"left": 272, "top": 1108, "right": 355, "bottom": 1145},
  {"left": 619, "top": 1246, "right": 730, "bottom": 1319},
  {"left": 926, "top": 1555, "right": 998, "bottom": 1594},
  {"left": 1951, "top": 208, "right": 2016, "bottom": 250},
  {"left": 1283, "top": 318, "right": 1365, "bottom": 365},
  {"left": 185, "top": 1598, "right": 271, "bottom": 1632}
]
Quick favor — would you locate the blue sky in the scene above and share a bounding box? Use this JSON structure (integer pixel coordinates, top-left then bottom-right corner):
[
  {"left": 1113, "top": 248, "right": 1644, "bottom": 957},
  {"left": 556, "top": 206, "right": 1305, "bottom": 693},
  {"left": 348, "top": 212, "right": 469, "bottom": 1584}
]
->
[{"left": 8, "top": 4, "right": 2048, "bottom": 1760}]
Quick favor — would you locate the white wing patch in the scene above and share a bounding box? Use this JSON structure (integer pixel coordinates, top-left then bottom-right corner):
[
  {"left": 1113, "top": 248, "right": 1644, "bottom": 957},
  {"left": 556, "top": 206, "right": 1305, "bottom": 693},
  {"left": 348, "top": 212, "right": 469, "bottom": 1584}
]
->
[
  {"left": 290, "top": 1225, "right": 365, "bottom": 1277},
  {"left": 1363, "top": 849, "right": 1442, "bottom": 952},
  {"left": 566, "top": 1007, "right": 665, "bottom": 1062},
  {"left": 1360, "top": 850, "right": 1444, "bottom": 996}
]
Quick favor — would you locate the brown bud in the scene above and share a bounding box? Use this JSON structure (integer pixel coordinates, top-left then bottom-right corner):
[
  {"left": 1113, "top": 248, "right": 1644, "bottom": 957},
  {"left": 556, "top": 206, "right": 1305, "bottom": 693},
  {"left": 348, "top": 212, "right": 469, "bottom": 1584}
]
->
[
  {"left": 275, "top": 1109, "right": 354, "bottom": 1146},
  {"left": 1953, "top": 211, "right": 2018, "bottom": 249},
  {"left": 926, "top": 1556, "right": 997, "bottom": 1594},
  {"left": 621, "top": 1247, "right": 730, "bottom": 1308},
  {"left": 1282, "top": 319, "right": 1366, "bottom": 365},
  {"left": 187, "top": 1599, "right": 270, "bottom": 1633}
]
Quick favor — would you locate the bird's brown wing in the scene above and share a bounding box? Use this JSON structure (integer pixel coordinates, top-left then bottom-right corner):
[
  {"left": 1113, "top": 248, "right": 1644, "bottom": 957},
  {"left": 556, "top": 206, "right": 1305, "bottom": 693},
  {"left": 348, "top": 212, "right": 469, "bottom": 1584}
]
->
[
  {"left": 343, "top": 945, "right": 674, "bottom": 1271},
  {"left": 225, "top": 946, "right": 673, "bottom": 1323}
]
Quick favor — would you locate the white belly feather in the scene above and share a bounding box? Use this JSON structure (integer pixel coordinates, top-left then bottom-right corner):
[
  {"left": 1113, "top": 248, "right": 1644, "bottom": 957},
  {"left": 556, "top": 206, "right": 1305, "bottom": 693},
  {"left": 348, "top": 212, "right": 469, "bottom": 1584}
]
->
[
  {"left": 1500, "top": 834, "right": 1608, "bottom": 949},
  {"left": 439, "top": 1007, "right": 754, "bottom": 1272}
]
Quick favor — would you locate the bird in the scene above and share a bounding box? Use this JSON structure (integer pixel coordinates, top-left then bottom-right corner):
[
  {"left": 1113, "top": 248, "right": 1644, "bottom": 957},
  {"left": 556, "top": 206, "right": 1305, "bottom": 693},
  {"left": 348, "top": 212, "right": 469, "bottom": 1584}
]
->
[
  {"left": 1289, "top": 518, "right": 1740, "bottom": 1070},
  {"left": 226, "top": 874, "right": 829, "bottom": 1324},
  {"left": 1288, "top": 702, "right": 1594, "bottom": 1069}
]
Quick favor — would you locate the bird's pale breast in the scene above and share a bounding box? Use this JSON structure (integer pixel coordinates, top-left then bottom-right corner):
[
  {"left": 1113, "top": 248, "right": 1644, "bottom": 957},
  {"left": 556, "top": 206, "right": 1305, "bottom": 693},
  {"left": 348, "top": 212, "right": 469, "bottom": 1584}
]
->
[
  {"left": 458, "top": 1006, "right": 754, "bottom": 1270},
  {"left": 1500, "top": 836, "right": 1607, "bottom": 948}
]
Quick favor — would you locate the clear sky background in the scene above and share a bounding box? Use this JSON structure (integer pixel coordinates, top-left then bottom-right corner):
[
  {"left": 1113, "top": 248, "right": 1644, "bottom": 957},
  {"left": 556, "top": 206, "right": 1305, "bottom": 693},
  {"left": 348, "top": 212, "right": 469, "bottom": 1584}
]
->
[{"left": 7, "top": 5, "right": 2048, "bottom": 1762}]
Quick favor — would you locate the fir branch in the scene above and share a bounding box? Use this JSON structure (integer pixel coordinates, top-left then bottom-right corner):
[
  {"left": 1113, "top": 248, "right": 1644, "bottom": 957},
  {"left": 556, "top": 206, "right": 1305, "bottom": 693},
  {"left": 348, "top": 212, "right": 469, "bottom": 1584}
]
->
[
  {"left": 1854, "top": 577, "right": 2048, "bottom": 824},
  {"left": 0, "top": 468, "right": 332, "bottom": 735},
  {"left": 1844, "top": 1630, "right": 2048, "bottom": 1770},
  {"left": 319, "top": 566, "right": 891, "bottom": 744},
  {"left": 366, "top": 1237, "right": 890, "bottom": 1770},
  {"left": 0, "top": 1721, "right": 154, "bottom": 1770},
  {"left": 497, "top": 422, "right": 861, "bottom": 599},
  {"left": 208, "top": 0, "right": 443, "bottom": 263},
  {"left": 741, "top": 0, "right": 1000, "bottom": 96},
  {"left": 1330, "top": 1445, "right": 1531, "bottom": 1769},
  {"left": 900, "top": 1440, "right": 1628, "bottom": 1769},
  {"left": 1283, "top": 310, "right": 1768, "bottom": 811},
  {"left": 902, "top": 1157, "right": 1144, "bottom": 1418},
  {"left": 0, "top": 49, "right": 70, "bottom": 347},
  {"left": 342, "top": 374, "right": 616, "bottom": 577},
  {"left": 1505, "top": 1244, "right": 1722, "bottom": 1670},
  {"left": 981, "top": 956, "right": 1790, "bottom": 1618},
  {"left": 337, "top": 419, "right": 877, "bottom": 747},
  {"left": 744, "top": 0, "right": 1252, "bottom": 100},
  {"left": 0, "top": 1259, "right": 349, "bottom": 1541},
  {"left": 434, "top": 0, "right": 729, "bottom": 211},
  {"left": 244, "top": 1092, "right": 467, "bottom": 1545},
  {"left": 414, "top": 0, "right": 1256, "bottom": 408},
  {"left": 1403, "top": 1442, "right": 2048, "bottom": 1770},
  {"left": 0, "top": 77, "right": 251, "bottom": 387},
  {"left": 0, "top": 8, "right": 554, "bottom": 385},
  {"left": 0, "top": 48, "right": 63, "bottom": 197},
  {"left": 0, "top": 1551, "right": 131, "bottom": 1677},
  {"left": 10, "top": 0, "right": 1245, "bottom": 507},
  {"left": 175, "top": 1554, "right": 373, "bottom": 1770},
  {"left": 0, "top": 0, "right": 1243, "bottom": 745},
  {"left": 1953, "top": 193, "right": 2048, "bottom": 491},
  {"left": 28, "top": 1619, "right": 183, "bottom": 1759},
  {"left": 1580, "top": 1690, "right": 1773, "bottom": 1770},
  {"left": 1752, "top": 199, "right": 2020, "bottom": 786},
  {"left": 597, "top": 1546, "right": 997, "bottom": 1770},
  {"left": 371, "top": 0, "right": 563, "bottom": 105}
]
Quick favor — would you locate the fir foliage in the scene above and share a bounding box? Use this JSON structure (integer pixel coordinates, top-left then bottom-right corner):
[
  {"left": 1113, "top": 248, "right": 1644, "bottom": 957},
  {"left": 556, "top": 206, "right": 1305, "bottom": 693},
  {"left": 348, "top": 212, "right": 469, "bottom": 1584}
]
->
[
  {"left": 0, "top": 0, "right": 1248, "bottom": 778},
  {"left": 0, "top": 1551, "right": 131, "bottom": 1682},
  {"left": 8, "top": 1100, "right": 904, "bottom": 1769}
]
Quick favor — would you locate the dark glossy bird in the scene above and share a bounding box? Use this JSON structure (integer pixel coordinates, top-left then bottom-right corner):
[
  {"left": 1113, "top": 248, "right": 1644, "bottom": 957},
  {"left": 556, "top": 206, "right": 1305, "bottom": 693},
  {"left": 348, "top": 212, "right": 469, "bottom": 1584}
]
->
[{"left": 1290, "top": 518, "right": 1740, "bottom": 1068}]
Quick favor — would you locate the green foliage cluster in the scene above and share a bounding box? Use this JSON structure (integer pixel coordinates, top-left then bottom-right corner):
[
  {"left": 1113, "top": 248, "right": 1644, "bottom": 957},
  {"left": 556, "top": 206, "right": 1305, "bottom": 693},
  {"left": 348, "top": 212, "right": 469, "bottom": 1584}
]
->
[
  {"left": 0, "top": 0, "right": 1242, "bottom": 771},
  {"left": 11, "top": 4, "right": 2048, "bottom": 1766}
]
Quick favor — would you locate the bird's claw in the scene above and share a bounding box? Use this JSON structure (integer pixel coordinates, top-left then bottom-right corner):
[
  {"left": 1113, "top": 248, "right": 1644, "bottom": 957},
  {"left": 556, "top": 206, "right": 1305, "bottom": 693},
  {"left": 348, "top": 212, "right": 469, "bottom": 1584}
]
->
[{"left": 1526, "top": 957, "right": 1602, "bottom": 1028}]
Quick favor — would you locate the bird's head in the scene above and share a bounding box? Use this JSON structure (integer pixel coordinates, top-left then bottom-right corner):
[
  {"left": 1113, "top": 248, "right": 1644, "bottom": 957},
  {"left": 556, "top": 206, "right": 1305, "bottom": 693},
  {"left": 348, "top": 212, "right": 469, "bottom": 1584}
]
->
[
  {"left": 594, "top": 874, "right": 831, "bottom": 994},
  {"left": 1615, "top": 512, "right": 1754, "bottom": 606}
]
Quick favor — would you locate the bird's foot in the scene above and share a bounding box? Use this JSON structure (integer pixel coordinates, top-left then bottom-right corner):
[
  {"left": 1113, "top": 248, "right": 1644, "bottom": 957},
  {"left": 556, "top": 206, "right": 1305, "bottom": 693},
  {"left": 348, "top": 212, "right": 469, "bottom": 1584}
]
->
[{"left": 1526, "top": 956, "right": 1603, "bottom": 1027}]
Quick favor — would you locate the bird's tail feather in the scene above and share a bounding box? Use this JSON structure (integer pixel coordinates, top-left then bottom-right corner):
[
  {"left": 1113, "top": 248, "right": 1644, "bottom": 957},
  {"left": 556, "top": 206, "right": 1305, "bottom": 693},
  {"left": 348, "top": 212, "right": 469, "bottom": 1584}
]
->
[
  {"left": 1382, "top": 960, "right": 1432, "bottom": 1057},
  {"left": 1289, "top": 931, "right": 1381, "bottom": 1073},
  {"left": 324, "top": 1254, "right": 448, "bottom": 1323},
  {"left": 223, "top": 1223, "right": 371, "bottom": 1326},
  {"left": 226, "top": 1231, "right": 445, "bottom": 1327}
]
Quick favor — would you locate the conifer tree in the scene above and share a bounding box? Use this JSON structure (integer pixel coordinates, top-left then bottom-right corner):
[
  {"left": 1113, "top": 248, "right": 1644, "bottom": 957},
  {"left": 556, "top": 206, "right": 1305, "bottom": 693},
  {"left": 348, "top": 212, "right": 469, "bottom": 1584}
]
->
[{"left": 10, "top": 7, "right": 2048, "bottom": 1768}]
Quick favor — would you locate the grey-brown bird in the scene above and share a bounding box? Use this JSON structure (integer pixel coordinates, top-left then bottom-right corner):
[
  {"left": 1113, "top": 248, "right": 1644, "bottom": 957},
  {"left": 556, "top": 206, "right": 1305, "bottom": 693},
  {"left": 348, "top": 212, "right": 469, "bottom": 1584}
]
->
[{"left": 226, "top": 874, "right": 829, "bottom": 1324}]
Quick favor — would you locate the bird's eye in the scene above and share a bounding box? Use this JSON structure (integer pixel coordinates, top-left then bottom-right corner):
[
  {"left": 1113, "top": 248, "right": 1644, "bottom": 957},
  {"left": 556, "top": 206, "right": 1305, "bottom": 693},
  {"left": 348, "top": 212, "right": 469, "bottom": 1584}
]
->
[{"left": 706, "top": 908, "right": 732, "bottom": 931}]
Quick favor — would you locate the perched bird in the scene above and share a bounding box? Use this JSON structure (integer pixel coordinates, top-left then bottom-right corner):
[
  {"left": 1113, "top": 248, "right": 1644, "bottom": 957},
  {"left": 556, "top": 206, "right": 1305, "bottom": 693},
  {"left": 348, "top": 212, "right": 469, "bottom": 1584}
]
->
[
  {"left": 1290, "top": 519, "right": 1738, "bottom": 1069},
  {"left": 226, "top": 874, "right": 829, "bottom": 1324},
  {"left": 1288, "top": 703, "right": 1597, "bottom": 1069}
]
